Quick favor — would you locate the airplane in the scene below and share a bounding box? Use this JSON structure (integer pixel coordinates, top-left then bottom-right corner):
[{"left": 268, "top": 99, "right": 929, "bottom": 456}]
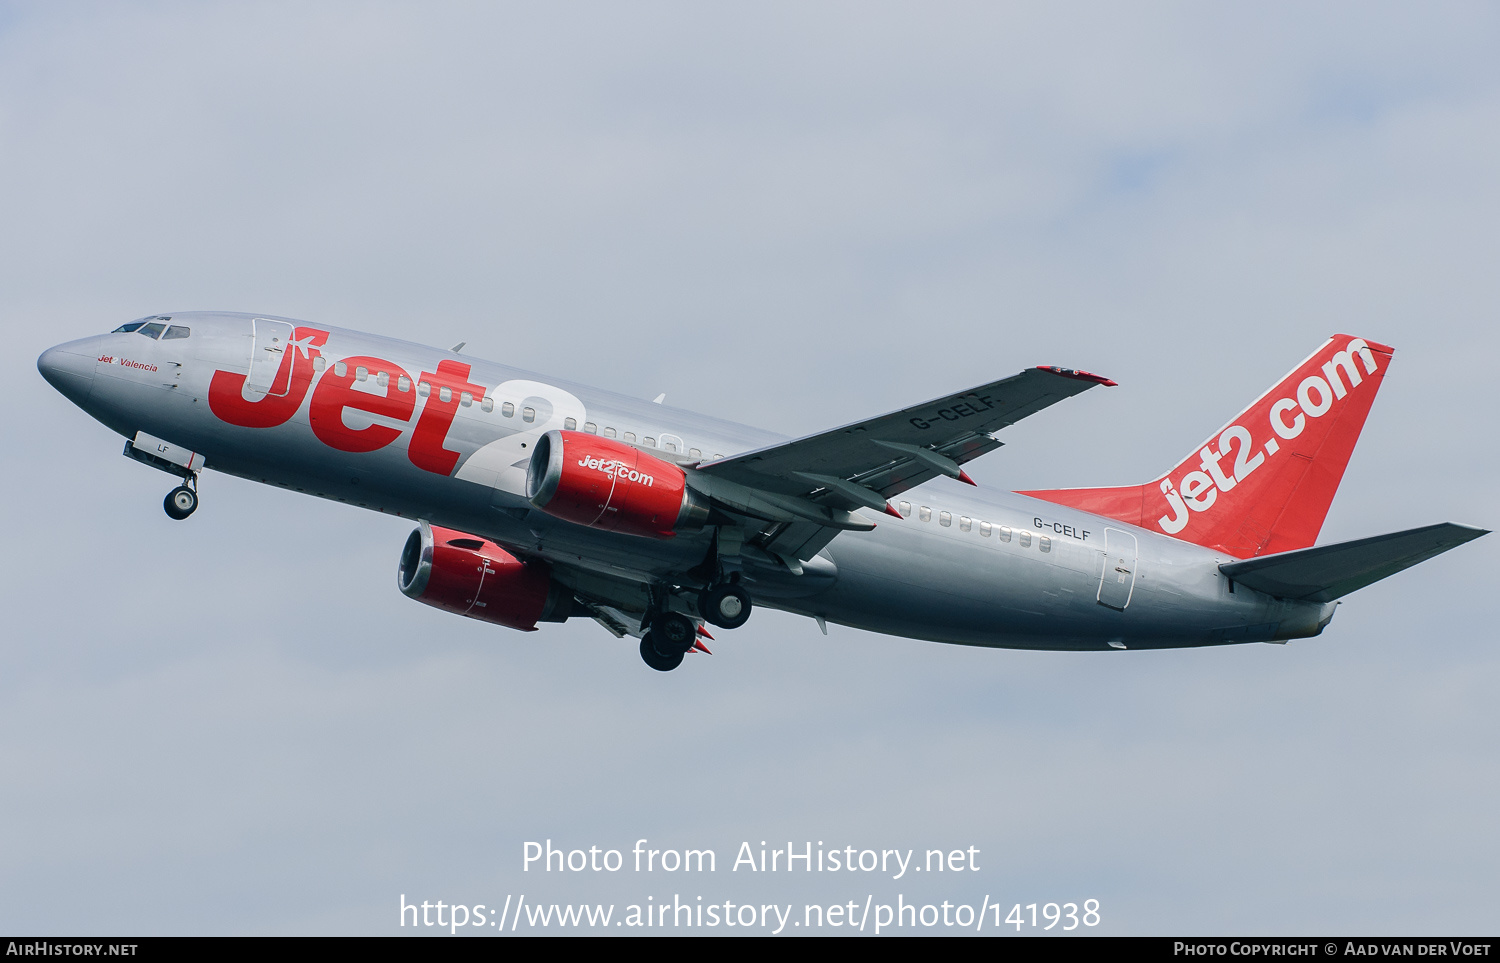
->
[{"left": 37, "top": 313, "right": 1487, "bottom": 671}]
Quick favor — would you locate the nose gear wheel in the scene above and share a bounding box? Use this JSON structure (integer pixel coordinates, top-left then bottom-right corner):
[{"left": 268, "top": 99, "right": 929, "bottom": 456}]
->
[{"left": 164, "top": 485, "right": 198, "bottom": 520}]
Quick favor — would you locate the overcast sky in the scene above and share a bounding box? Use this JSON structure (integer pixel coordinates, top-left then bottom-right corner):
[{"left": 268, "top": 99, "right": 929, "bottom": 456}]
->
[{"left": 1, "top": 1, "right": 1497, "bottom": 936}]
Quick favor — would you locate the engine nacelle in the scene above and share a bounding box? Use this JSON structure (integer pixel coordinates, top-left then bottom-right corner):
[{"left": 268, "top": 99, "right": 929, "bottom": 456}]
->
[
  {"left": 526, "top": 430, "right": 709, "bottom": 538},
  {"left": 397, "top": 522, "right": 571, "bottom": 631}
]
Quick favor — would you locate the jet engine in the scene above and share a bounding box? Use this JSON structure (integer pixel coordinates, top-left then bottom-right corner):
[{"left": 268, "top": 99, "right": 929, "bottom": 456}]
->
[
  {"left": 526, "top": 430, "right": 709, "bottom": 538},
  {"left": 397, "top": 522, "right": 572, "bottom": 631}
]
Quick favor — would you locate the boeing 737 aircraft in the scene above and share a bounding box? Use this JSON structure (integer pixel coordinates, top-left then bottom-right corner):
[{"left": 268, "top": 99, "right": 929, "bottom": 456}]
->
[{"left": 38, "top": 314, "right": 1487, "bottom": 670}]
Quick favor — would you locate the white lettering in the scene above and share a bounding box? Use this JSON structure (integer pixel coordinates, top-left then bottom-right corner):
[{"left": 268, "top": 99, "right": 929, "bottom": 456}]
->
[
  {"left": 1219, "top": 424, "right": 1264, "bottom": 483},
  {"left": 1199, "top": 445, "right": 1236, "bottom": 492},
  {"left": 1270, "top": 398, "right": 1304, "bottom": 439},
  {"left": 1180, "top": 470, "right": 1217, "bottom": 512},
  {"left": 1297, "top": 375, "right": 1334, "bottom": 417},
  {"left": 576, "top": 455, "right": 655, "bottom": 487},
  {"left": 1321, "top": 337, "right": 1376, "bottom": 399},
  {"left": 1157, "top": 479, "right": 1190, "bottom": 534}
]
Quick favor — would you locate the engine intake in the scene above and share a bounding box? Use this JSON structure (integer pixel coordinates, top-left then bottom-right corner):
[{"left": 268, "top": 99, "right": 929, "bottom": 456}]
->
[
  {"left": 398, "top": 522, "right": 571, "bottom": 631},
  {"left": 526, "top": 430, "right": 709, "bottom": 538}
]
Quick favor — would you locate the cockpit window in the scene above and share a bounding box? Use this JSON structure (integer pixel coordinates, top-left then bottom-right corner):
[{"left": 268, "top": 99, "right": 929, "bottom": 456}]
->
[
  {"left": 114, "top": 315, "right": 170, "bottom": 334},
  {"left": 161, "top": 325, "right": 191, "bottom": 340},
  {"left": 137, "top": 321, "right": 167, "bottom": 339}
]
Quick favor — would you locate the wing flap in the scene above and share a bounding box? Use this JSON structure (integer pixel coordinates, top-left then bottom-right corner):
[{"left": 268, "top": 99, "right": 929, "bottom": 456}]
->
[
  {"left": 1219, "top": 523, "right": 1488, "bottom": 602},
  {"left": 700, "top": 366, "right": 1110, "bottom": 501}
]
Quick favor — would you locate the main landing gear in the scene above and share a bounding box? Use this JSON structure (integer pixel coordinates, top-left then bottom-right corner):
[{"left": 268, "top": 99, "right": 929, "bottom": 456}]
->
[
  {"left": 638, "top": 581, "right": 755, "bottom": 671},
  {"left": 163, "top": 481, "right": 198, "bottom": 520},
  {"left": 640, "top": 611, "right": 697, "bottom": 672},
  {"left": 698, "top": 582, "right": 751, "bottom": 629}
]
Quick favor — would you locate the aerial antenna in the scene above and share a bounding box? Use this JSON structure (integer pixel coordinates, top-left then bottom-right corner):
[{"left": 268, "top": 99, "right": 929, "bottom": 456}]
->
[
  {"left": 652, "top": 393, "right": 666, "bottom": 404},
  {"left": 450, "top": 342, "right": 466, "bottom": 353}
]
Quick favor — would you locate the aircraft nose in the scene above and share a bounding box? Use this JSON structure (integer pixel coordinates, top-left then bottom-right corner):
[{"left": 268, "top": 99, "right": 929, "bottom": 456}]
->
[{"left": 38, "top": 337, "right": 101, "bottom": 405}]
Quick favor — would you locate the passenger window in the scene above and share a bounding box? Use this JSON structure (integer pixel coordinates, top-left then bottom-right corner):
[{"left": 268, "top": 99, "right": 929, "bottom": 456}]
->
[
  {"left": 918, "top": 506, "right": 931, "bottom": 522},
  {"left": 689, "top": 448, "right": 701, "bottom": 458},
  {"left": 624, "top": 432, "right": 636, "bottom": 443},
  {"left": 585, "top": 422, "right": 598, "bottom": 433},
  {"left": 1019, "top": 530, "right": 1032, "bottom": 548},
  {"left": 502, "top": 402, "right": 515, "bottom": 417},
  {"left": 335, "top": 362, "right": 348, "bottom": 377},
  {"left": 999, "top": 526, "right": 1012, "bottom": 542},
  {"left": 439, "top": 386, "right": 452, "bottom": 403},
  {"left": 664, "top": 440, "right": 677, "bottom": 452},
  {"left": 898, "top": 501, "right": 911, "bottom": 517},
  {"left": 138, "top": 322, "right": 166, "bottom": 339},
  {"left": 522, "top": 407, "right": 536, "bottom": 423},
  {"left": 376, "top": 371, "right": 389, "bottom": 388},
  {"left": 416, "top": 380, "right": 429, "bottom": 397},
  {"left": 643, "top": 437, "right": 656, "bottom": 447},
  {"left": 713, "top": 454, "right": 724, "bottom": 460},
  {"left": 480, "top": 397, "right": 494, "bottom": 413},
  {"left": 396, "top": 374, "right": 409, "bottom": 391},
  {"left": 314, "top": 356, "right": 328, "bottom": 372},
  {"left": 959, "top": 516, "right": 972, "bottom": 532},
  {"left": 564, "top": 417, "right": 577, "bottom": 430},
  {"left": 355, "top": 366, "right": 368, "bottom": 381},
  {"left": 1040, "top": 536, "right": 1051, "bottom": 553},
  {"left": 161, "top": 325, "right": 190, "bottom": 340},
  {"left": 604, "top": 427, "right": 617, "bottom": 438},
  {"left": 980, "top": 521, "right": 991, "bottom": 536},
  {"left": 460, "top": 391, "right": 473, "bottom": 407},
  {"left": 939, "top": 511, "right": 952, "bottom": 527},
  {"left": 111, "top": 321, "right": 146, "bottom": 333}
]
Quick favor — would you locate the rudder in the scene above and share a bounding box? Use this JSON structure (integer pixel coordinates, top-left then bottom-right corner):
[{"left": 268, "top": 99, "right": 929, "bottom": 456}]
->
[{"left": 1018, "top": 335, "right": 1395, "bottom": 559}]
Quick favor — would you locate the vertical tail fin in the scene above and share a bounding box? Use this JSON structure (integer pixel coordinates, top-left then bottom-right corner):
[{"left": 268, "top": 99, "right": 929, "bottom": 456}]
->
[{"left": 1018, "top": 335, "right": 1395, "bottom": 558}]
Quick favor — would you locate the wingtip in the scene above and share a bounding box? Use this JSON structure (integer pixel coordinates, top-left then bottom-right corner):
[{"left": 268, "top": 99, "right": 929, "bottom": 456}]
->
[
  {"left": 883, "top": 502, "right": 904, "bottom": 518},
  {"left": 1037, "top": 365, "right": 1117, "bottom": 387},
  {"left": 958, "top": 469, "right": 977, "bottom": 487}
]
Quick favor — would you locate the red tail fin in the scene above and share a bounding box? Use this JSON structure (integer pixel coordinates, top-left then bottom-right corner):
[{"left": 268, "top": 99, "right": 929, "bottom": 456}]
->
[{"left": 1018, "top": 335, "right": 1395, "bottom": 558}]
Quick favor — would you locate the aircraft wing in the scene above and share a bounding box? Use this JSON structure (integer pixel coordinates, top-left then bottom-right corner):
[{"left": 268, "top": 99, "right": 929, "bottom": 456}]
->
[
  {"left": 688, "top": 366, "right": 1113, "bottom": 562},
  {"left": 698, "top": 365, "right": 1114, "bottom": 501}
]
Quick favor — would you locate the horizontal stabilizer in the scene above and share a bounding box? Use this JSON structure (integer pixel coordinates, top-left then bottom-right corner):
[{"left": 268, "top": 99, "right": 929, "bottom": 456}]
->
[{"left": 1219, "top": 523, "right": 1488, "bottom": 602}]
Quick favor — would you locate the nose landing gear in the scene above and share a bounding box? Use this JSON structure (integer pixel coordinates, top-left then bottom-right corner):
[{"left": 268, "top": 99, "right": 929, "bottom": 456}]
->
[
  {"left": 123, "top": 432, "right": 205, "bottom": 521},
  {"left": 164, "top": 482, "right": 198, "bottom": 520}
]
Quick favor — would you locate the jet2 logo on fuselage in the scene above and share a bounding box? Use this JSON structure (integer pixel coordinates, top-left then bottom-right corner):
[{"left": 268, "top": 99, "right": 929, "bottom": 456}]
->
[{"left": 207, "top": 327, "right": 494, "bottom": 478}]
